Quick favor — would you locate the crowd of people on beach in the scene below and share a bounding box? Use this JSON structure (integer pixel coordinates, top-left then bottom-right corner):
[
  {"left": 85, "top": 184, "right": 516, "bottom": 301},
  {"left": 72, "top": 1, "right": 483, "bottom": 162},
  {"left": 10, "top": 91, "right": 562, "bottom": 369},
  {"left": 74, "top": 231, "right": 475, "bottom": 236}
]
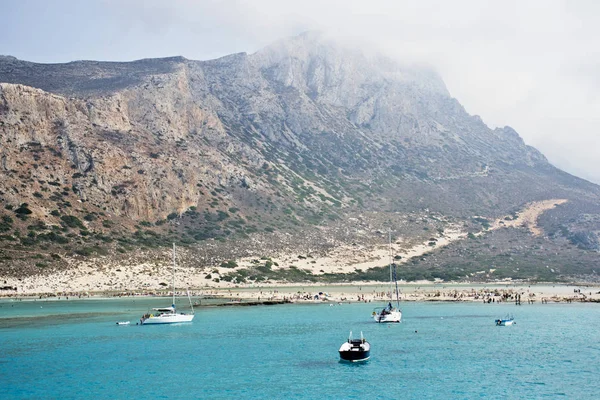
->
[{"left": 1, "top": 285, "right": 598, "bottom": 304}]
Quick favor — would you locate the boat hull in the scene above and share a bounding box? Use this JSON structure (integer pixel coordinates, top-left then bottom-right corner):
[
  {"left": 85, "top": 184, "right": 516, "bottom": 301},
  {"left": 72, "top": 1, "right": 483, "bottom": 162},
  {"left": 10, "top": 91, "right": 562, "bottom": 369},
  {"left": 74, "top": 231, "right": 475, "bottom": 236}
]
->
[
  {"left": 373, "top": 309, "right": 402, "bottom": 323},
  {"left": 339, "top": 340, "right": 371, "bottom": 362},
  {"left": 339, "top": 349, "right": 370, "bottom": 362},
  {"left": 141, "top": 314, "right": 195, "bottom": 325},
  {"left": 495, "top": 319, "right": 514, "bottom": 326}
]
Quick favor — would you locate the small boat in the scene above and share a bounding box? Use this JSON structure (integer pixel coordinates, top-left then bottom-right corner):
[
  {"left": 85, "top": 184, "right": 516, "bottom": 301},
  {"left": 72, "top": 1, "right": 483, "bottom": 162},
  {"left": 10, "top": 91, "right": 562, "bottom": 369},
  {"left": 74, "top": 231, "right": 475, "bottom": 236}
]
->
[
  {"left": 140, "top": 244, "right": 195, "bottom": 325},
  {"left": 116, "top": 321, "right": 130, "bottom": 325},
  {"left": 495, "top": 316, "right": 515, "bottom": 326},
  {"left": 339, "top": 331, "right": 370, "bottom": 362},
  {"left": 373, "top": 231, "right": 402, "bottom": 323}
]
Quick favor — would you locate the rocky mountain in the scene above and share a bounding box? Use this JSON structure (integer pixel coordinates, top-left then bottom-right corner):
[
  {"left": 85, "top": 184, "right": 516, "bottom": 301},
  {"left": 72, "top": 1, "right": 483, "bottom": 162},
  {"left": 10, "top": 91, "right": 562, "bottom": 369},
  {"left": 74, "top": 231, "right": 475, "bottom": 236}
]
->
[{"left": 0, "top": 32, "right": 598, "bottom": 281}]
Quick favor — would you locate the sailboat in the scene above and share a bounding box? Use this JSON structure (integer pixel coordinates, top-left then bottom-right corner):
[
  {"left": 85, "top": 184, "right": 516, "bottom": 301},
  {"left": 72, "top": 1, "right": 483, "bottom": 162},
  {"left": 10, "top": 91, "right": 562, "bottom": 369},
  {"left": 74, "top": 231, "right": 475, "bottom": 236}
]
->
[
  {"left": 140, "top": 244, "right": 195, "bottom": 325},
  {"left": 372, "top": 230, "right": 402, "bottom": 323}
]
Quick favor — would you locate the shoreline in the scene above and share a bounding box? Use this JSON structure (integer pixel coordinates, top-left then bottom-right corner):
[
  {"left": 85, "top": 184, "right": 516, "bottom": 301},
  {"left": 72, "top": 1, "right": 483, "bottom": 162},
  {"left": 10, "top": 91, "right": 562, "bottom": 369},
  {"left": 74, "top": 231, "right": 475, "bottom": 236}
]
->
[{"left": 2, "top": 282, "right": 599, "bottom": 304}]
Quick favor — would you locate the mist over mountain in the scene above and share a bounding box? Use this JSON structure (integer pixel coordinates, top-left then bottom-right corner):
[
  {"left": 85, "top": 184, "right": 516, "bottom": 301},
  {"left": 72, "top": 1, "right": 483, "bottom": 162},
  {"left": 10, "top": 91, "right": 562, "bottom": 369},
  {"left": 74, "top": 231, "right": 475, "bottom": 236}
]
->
[{"left": 0, "top": 32, "right": 598, "bottom": 282}]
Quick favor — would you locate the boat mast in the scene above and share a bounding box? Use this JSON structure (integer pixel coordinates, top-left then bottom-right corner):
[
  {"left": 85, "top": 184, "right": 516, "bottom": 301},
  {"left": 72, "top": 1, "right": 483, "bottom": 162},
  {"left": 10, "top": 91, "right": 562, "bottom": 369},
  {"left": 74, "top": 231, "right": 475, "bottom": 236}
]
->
[
  {"left": 394, "top": 264, "right": 401, "bottom": 308},
  {"left": 388, "top": 229, "right": 393, "bottom": 303},
  {"left": 172, "top": 243, "right": 176, "bottom": 309},
  {"left": 389, "top": 229, "right": 401, "bottom": 308},
  {"left": 187, "top": 289, "right": 195, "bottom": 314}
]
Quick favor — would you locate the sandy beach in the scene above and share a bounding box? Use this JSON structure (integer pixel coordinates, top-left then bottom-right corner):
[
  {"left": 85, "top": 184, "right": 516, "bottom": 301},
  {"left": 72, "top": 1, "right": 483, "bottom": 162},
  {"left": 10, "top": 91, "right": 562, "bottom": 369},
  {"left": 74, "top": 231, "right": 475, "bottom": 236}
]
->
[
  {"left": 2, "top": 198, "right": 595, "bottom": 303},
  {"left": 183, "top": 282, "right": 600, "bottom": 304},
  {"left": 2, "top": 283, "right": 599, "bottom": 304}
]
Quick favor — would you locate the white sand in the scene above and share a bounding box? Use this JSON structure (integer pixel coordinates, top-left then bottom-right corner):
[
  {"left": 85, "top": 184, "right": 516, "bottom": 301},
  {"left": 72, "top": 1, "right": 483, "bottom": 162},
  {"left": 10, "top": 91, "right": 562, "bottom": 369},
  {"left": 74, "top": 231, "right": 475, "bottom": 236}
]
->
[
  {"left": 202, "top": 282, "right": 600, "bottom": 303},
  {"left": 0, "top": 198, "right": 584, "bottom": 298},
  {"left": 490, "top": 199, "right": 567, "bottom": 235}
]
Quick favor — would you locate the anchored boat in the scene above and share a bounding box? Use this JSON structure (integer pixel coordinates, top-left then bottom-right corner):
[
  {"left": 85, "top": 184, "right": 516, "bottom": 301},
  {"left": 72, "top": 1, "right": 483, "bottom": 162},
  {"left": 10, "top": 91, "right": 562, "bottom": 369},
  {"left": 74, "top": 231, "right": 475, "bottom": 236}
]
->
[
  {"left": 140, "top": 244, "right": 195, "bottom": 325},
  {"left": 339, "top": 331, "right": 370, "bottom": 362},
  {"left": 373, "top": 230, "right": 402, "bottom": 323},
  {"left": 495, "top": 316, "right": 515, "bottom": 326}
]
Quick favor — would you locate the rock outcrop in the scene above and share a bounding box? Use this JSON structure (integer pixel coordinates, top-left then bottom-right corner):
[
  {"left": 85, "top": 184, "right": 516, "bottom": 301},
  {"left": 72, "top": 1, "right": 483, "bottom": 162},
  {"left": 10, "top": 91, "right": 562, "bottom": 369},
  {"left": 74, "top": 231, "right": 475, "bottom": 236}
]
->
[{"left": 0, "top": 32, "right": 598, "bottom": 279}]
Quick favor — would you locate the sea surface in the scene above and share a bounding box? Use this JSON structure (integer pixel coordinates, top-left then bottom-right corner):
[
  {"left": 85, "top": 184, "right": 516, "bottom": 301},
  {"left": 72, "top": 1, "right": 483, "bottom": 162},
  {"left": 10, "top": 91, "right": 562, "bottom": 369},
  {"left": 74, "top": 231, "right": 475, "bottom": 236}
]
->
[{"left": 1, "top": 298, "right": 599, "bottom": 399}]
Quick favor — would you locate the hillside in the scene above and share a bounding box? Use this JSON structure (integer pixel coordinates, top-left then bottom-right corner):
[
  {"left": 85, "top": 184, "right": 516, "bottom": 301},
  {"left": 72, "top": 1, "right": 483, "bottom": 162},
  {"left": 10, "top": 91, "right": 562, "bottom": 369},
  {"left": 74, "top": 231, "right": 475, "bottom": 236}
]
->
[{"left": 0, "top": 33, "right": 598, "bottom": 285}]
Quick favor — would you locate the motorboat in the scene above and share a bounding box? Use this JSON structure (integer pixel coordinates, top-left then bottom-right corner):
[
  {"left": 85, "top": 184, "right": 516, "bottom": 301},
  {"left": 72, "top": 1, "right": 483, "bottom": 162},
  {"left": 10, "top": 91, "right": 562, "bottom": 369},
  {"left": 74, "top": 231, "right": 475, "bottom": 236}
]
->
[
  {"left": 116, "top": 321, "right": 130, "bottom": 326},
  {"left": 339, "top": 331, "right": 370, "bottom": 362},
  {"left": 495, "top": 316, "right": 515, "bottom": 326},
  {"left": 140, "top": 244, "right": 195, "bottom": 325}
]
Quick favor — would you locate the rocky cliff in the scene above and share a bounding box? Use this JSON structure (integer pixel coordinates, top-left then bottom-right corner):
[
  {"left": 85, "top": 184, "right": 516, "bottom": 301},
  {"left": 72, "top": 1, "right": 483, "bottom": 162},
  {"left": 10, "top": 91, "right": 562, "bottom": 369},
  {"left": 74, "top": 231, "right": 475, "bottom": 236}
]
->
[{"left": 0, "top": 32, "right": 598, "bottom": 281}]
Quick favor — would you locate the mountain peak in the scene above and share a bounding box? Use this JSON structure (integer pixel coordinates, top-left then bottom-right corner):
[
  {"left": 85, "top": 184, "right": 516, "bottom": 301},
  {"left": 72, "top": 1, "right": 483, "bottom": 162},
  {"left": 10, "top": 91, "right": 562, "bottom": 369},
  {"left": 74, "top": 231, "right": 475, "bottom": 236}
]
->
[
  {"left": 252, "top": 31, "right": 449, "bottom": 101},
  {"left": 1, "top": 33, "right": 599, "bottom": 281}
]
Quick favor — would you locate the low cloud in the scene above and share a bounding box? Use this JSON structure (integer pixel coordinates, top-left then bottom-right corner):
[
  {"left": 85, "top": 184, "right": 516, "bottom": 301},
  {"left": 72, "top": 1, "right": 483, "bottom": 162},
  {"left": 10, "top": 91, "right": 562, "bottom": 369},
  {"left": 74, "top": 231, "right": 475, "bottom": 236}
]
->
[{"left": 2, "top": 0, "right": 599, "bottom": 183}]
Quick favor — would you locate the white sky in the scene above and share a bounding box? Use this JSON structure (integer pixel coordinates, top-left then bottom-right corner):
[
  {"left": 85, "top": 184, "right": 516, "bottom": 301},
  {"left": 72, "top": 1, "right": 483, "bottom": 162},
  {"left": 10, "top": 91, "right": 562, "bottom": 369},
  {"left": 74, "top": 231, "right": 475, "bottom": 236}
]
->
[{"left": 1, "top": 0, "right": 599, "bottom": 184}]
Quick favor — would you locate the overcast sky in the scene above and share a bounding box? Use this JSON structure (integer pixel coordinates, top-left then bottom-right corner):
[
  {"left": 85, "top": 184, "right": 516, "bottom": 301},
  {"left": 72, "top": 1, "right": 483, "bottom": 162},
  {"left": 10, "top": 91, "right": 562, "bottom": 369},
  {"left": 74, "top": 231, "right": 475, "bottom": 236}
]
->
[{"left": 2, "top": 0, "right": 599, "bottom": 184}]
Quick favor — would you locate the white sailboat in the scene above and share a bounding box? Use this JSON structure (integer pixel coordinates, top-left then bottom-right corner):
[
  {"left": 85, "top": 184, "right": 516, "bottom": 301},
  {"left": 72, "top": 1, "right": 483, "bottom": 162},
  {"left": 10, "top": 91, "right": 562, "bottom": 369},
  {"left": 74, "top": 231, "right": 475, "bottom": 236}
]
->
[
  {"left": 140, "top": 244, "right": 195, "bottom": 325},
  {"left": 373, "top": 231, "right": 402, "bottom": 323}
]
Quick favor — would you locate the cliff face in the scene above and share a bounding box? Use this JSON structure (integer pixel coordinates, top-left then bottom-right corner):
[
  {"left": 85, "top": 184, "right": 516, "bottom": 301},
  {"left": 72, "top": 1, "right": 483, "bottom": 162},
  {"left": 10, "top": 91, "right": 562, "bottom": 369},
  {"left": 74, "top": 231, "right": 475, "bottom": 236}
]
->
[
  {"left": 1, "top": 83, "right": 211, "bottom": 222},
  {"left": 0, "top": 69, "right": 272, "bottom": 224},
  {"left": 0, "top": 32, "right": 598, "bottom": 278}
]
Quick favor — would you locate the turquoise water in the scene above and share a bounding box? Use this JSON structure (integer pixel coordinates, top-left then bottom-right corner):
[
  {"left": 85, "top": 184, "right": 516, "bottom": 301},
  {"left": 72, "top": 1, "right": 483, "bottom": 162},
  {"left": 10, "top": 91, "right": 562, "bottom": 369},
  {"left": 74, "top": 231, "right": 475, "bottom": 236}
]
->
[{"left": 1, "top": 299, "right": 599, "bottom": 399}]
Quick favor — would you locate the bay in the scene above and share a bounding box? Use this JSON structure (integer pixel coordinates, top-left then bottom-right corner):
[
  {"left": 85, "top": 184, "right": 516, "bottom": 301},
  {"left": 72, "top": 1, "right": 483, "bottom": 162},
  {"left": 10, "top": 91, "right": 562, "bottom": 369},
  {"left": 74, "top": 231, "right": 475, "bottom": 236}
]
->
[{"left": 1, "top": 298, "right": 599, "bottom": 399}]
